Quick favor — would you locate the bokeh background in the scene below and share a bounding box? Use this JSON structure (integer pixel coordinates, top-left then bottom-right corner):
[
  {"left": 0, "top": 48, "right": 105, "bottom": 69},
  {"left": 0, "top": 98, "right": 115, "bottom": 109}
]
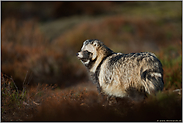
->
[{"left": 1, "top": 1, "right": 182, "bottom": 121}]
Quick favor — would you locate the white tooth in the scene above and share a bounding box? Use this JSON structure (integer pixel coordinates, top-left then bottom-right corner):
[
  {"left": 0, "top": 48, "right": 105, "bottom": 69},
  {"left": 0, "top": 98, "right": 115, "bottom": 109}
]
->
[
  {"left": 81, "top": 59, "right": 90, "bottom": 65},
  {"left": 84, "top": 60, "right": 90, "bottom": 65}
]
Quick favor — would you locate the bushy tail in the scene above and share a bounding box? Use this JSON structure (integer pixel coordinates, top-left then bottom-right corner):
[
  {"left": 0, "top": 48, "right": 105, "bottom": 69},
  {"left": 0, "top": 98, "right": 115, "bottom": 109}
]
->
[{"left": 141, "top": 69, "right": 164, "bottom": 94}]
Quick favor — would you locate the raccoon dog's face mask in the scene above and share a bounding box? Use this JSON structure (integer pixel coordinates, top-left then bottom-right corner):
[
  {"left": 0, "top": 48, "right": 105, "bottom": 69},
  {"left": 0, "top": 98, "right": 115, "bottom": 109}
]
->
[{"left": 77, "top": 40, "right": 99, "bottom": 65}]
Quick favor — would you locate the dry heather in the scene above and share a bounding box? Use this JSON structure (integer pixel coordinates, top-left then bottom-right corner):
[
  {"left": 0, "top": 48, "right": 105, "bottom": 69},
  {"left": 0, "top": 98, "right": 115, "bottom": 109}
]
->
[
  {"left": 1, "top": 2, "right": 182, "bottom": 121},
  {"left": 158, "top": 42, "right": 182, "bottom": 91},
  {"left": 1, "top": 19, "right": 88, "bottom": 89},
  {"left": 1, "top": 73, "right": 182, "bottom": 122},
  {"left": 2, "top": 14, "right": 181, "bottom": 89},
  {"left": 1, "top": 17, "right": 182, "bottom": 121},
  {"left": 29, "top": 89, "right": 181, "bottom": 122}
]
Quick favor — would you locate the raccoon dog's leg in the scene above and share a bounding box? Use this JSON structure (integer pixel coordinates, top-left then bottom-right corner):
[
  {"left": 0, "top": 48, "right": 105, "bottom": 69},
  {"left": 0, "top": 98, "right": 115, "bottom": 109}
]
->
[{"left": 125, "top": 87, "right": 147, "bottom": 102}]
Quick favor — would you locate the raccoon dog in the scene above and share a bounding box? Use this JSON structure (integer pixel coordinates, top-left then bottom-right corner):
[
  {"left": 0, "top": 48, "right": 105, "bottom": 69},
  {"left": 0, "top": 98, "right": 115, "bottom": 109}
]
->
[{"left": 77, "top": 39, "right": 164, "bottom": 101}]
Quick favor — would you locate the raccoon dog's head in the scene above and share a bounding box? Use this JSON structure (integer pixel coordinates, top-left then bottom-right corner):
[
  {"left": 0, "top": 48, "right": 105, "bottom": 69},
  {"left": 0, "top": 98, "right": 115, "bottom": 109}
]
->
[{"left": 76, "top": 39, "right": 103, "bottom": 66}]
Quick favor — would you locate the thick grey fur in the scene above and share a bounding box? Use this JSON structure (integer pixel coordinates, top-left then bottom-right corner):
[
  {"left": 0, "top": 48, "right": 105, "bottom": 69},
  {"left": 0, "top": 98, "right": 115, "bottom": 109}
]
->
[{"left": 77, "top": 39, "right": 164, "bottom": 101}]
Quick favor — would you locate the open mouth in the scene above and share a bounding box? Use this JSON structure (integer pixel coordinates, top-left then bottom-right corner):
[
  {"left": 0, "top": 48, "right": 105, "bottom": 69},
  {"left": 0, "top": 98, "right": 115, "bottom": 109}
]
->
[
  {"left": 79, "top": 58, "right": 89, "bottom": 62},
  {"left": 76, "top": 53, "right": 87, "bottom": 62}
]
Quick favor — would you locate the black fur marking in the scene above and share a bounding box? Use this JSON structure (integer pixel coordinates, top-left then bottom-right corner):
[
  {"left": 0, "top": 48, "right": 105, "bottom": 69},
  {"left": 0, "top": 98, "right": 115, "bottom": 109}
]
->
[
  {"left": 84, "top": 39, "right": 99, "bottom": 46},
  {"left": 109, "top": 53, "right": 141, "bottom": 66},
  {"left": 109, "top": 54, "right": 123, "bottom": 66},
  {"left": 89, "top": 54, "right": 113, "bottom": 93},
  {"left": 141, "top": 69, "right": 163, "bottom": 82},
  {"left": 136, "top": 55, "right": 144, "bottom": 64},
  {"left": 82, "top": 51, "right": 92, "bottom": 59},
  {"left": 78, "top": 50, "right": 92, "bottom": 63},
  {"left": 83, "top": 40, "right": 90, "bottom": 46},
  {"left": 85, "top": 58, "right": 96, "bottom": 69},
  {"left": 90, "top": 72, "right": 102, "bottom": 92}
]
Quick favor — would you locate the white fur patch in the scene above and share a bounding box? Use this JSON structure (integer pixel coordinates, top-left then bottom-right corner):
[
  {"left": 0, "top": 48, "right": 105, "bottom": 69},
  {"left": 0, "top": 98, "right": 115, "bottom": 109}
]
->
[
  {"left": 82, "top": 44, "right": 94, "bottom": 52},
  {"left": 77, "top": 52, "right": 84, "bottom": 59},
  {"left": 150, "top": 73, "right": 162, "bottom": 77},
  {"left": 81, "top": 44, "right": 97, "bottom": 61},
  {"left": 83, "top": 59, "right": 90, "bottom": 65}
]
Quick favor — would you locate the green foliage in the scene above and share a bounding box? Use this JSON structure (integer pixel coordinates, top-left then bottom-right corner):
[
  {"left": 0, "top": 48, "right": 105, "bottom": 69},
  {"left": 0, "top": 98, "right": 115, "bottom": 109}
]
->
[{"left": 1, "top": 74, "right": 27, "bottom": 113}]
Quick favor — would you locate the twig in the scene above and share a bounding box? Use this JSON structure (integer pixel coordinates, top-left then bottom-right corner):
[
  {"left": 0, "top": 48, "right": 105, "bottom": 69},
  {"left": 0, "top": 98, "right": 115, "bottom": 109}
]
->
[
  {"left": 22, "top": 71, "right": 33, "bottom": 93},
  {"left": 32, "top": 101, "right": 40, "bottom": 105},
  {"left": 23, "top": 71, "right": 29, "bottom": 91},
  {"left": 10, "top": 77, "right": 19, "bottom": 98},
  {"left": 27, "top": 71, "right": 33, "bottom": 85},
  {"left": 173, "top": 89, "right": 182, "bottom": 95}
]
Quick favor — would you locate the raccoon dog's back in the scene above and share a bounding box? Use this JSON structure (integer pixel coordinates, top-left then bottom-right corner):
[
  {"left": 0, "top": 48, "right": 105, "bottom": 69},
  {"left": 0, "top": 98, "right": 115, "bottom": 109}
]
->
[{"left": 99, "top": 52, "right": 163, "bottom": 100}]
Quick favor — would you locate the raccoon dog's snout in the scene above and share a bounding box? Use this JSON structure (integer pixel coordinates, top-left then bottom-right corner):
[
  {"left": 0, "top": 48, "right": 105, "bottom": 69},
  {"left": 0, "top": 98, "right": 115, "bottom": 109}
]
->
[
  {"left": 76, "top": 52, "right": 82, "bottom": 57},
  {"left": 77, "top": 50, "right": 93, "bottom": 63},
  {"left": 76, "top": 52, "right": 79, "bottom": 56},
  {"left": 76, "top": 51, "right": 82, "bottom": 59}
]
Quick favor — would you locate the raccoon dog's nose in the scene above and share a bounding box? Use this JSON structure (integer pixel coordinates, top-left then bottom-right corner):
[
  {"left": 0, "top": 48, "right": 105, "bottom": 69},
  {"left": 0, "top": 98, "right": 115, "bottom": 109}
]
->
[{"left": 76, "top": 53, "right": 79, "bottom": 56}]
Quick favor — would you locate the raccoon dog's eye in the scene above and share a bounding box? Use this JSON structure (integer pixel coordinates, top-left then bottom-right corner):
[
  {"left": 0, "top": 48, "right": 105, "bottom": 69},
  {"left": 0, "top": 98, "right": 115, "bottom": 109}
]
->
[
  {"left": 83, "top": 50, "right": 90, "bottom": 54},
  {"left": 83, "top": 50, "right": 93, "bottom": 57}
]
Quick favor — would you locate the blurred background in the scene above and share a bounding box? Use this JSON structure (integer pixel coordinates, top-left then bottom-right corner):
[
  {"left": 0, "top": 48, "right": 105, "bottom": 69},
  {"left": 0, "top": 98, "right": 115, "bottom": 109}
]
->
[{"left": 1, "top": 1, "right": 182, "bottom": 90}]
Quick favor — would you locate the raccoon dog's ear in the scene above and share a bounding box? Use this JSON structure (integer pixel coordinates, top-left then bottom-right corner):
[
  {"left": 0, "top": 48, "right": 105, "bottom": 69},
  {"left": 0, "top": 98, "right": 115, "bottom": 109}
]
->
[{"left": 93, "top": 41, "right": 99, "bottom": 47}]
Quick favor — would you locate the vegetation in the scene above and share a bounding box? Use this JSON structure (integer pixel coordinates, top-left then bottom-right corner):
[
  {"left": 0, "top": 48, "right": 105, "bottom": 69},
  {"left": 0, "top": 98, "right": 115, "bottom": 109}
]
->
[{"left": 1, "top": 1, "right": 182, "bottom": 121}]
